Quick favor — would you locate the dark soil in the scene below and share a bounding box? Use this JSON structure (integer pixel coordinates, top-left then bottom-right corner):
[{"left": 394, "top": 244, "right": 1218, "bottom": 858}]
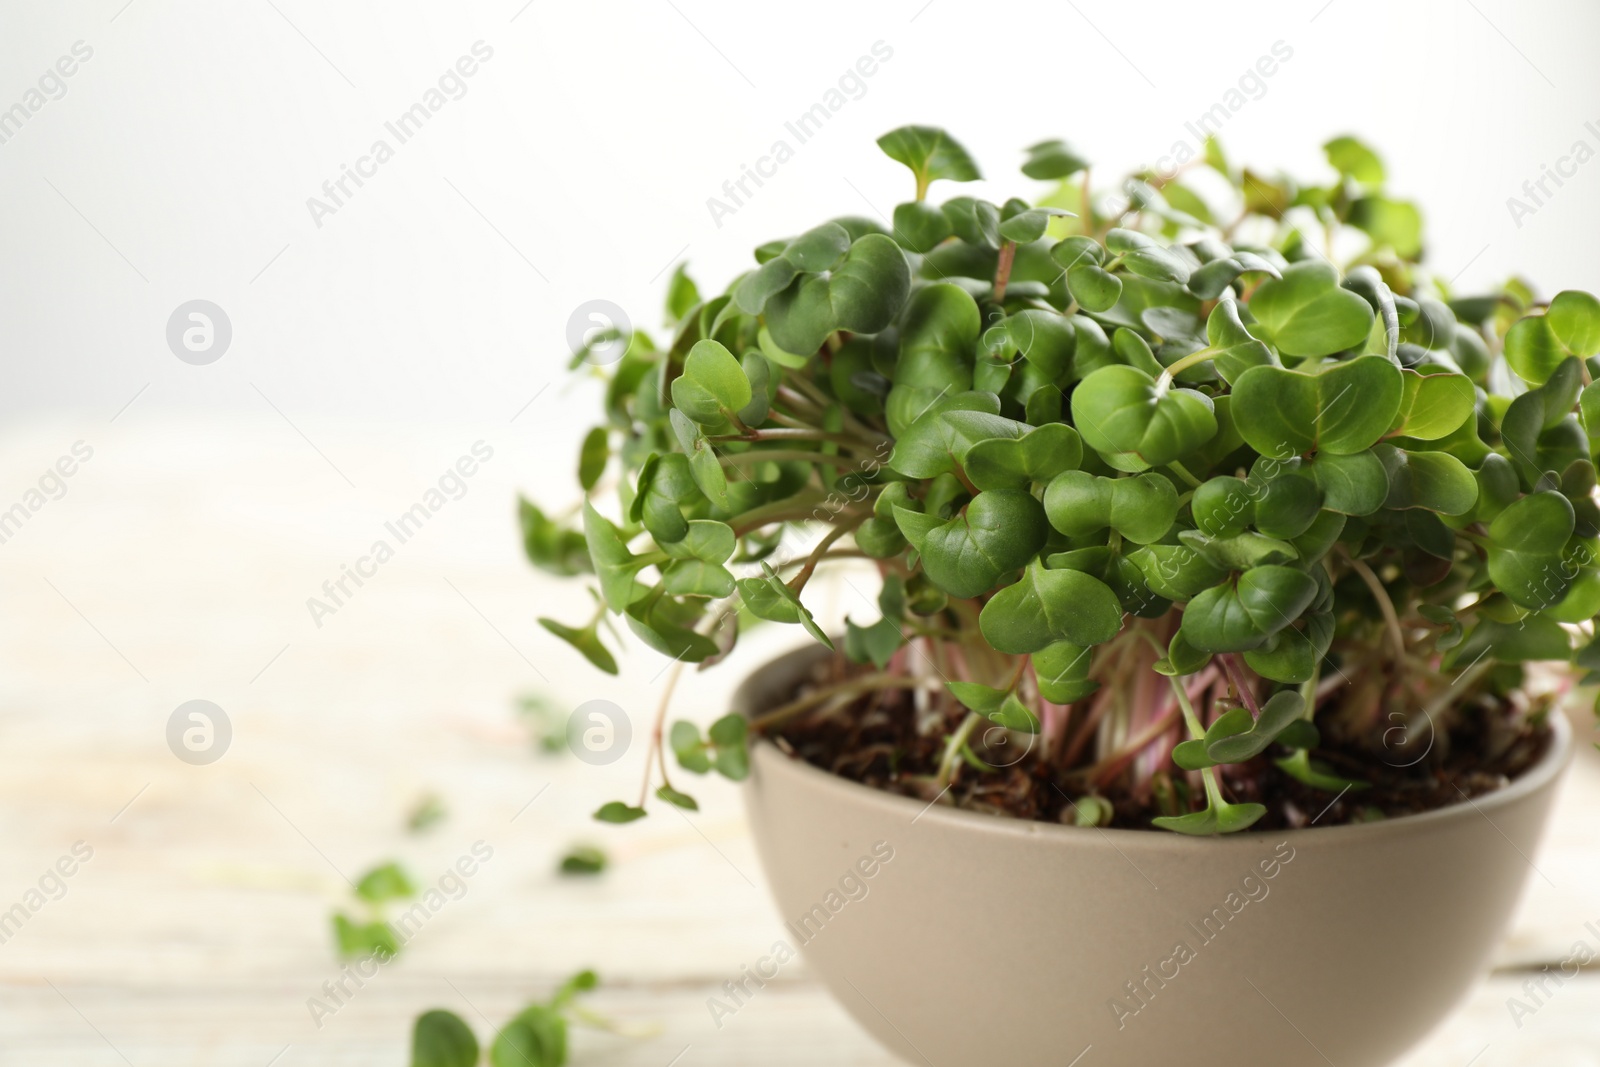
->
[{"left": 766, "top": 657, "right": 1554, "bottom": 832}]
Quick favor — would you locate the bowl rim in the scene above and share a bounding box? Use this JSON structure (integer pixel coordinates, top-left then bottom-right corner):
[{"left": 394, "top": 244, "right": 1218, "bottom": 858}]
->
[{"left": 742, "top": 644, "right": 1575, "bottom": 851}]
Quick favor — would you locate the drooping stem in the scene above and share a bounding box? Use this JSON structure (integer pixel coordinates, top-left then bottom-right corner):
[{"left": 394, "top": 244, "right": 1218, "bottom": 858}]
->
[
  {"left": 639, "top": 660, "right": 686, "bottom": 807},
  {"left": 790, "top": 521, "right": 859, "bottom": 593}
]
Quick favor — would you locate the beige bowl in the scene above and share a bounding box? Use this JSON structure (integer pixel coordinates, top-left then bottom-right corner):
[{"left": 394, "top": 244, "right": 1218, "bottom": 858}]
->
[{"left": 738, "top": 645, "right": 1572, "bottom": 1067}]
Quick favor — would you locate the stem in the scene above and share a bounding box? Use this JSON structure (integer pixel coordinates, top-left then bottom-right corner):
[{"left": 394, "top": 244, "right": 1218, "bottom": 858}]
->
[
  {"left": 1081, "top": 168, "right": 1094, "bottom": 234},
  {"left": 790, "top": 522, "right": 858, "bottom": 593},
  {"left": 639, "top": 660, "right": 686, "bottom": 807},
  {"left": 1166, "top": 461, "right": 1202, "bottom": 489},
  {"left": 1154, "top": 346, "right": 1219, "bottom": 393},
  {"left": 711, "top": 426, "right": 866, "bottom": 449},
  {"left": 1219, "top": 653, "right": 1262, "bottom": 718},
  {"left": 729, "top": 490, "right": 829, "bottom": 536},
  {"left": 1347, "top": 556, "right": 1407, "bottom": 662},
  {"left": 935, "top": 711, "right": 984, "bottom": 789},
  {"left": 994, "top": 241, "right": 1017, "bottom": 303},
  {"left": 721, "top": 449, "right": 861, "bottom": 471}
]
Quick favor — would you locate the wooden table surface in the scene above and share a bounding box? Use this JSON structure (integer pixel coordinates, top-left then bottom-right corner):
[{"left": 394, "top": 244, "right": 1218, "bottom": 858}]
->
[{"left": 0, "top": 417, "right": 1596, "bottom": 1066}]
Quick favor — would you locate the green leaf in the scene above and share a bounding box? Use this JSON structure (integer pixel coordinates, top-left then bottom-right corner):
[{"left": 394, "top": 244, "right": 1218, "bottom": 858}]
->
[
  {"left": 1275, "top": 749, "right": 1369, "bottom": 792},
  {"left": 578, "top": 427, "right": 608, "bottom": 491},
  {"left": 964, "top": 423, "right": 1082, "bottom": 490},
  {"left": 844, "top": 575, "right": 906, "bottom": 669},
  {"left": 709, "top": 713, "right": 750, "bottom": 781},
  {"left": 918, "top": 490, "right": 1048, "bottom": 599},
  {"left": 1549, "top": 290, "right": 1600, "bottom": 357},
  {"left": 1231, "top": 357, "right": 1403, "bottom": 458},
  {"left": 539, "top": 617, "right": 619, "bottom": 675},
  {"left": 625, "top": 588, "right": 720, "bottom": 661},
  {"left": 1152, "top": 793, "right": 1266, "bottom": 835},
  {"left": 412, "top": 1009, "right": 479, "bottom": 1067},
  {"left": 1487, "top": 491, "right": 1576, "bottom": 608},
  {"left": 947, "top": 681, "right": 1041, "bottom": 732},
  {"left": 558, "top": 846, "right": 608, "bottom": 875},
  {"left": 520, "top": 499, "right": 592, "bottom": 577},
  {"left": 783, "top": 222, "right": 852, "bottom": 272},
  {"left": 890, "top": 409, "right": 1026, "bottom": 479},
  {"left": 1305, "top": 450, "right": 1389, "bottom": 515},
  {"left": 736, "top": 261, "right": 797, "bottom": 316},
  {"left": 662, "top": 559, "right": 736, "bottom": 598},
  {"left": 1244, "top": 612, "right": 1333, "bottom": 683},
  {"left": 491, "top": 1005, "right": 566, "bottom": 1067},
  {"left": 1181, "top": 565, "right": 1319, "bottom": 653},
  {"left": 1376, "top": 446, "right": 1478, "bottom": 515},
  {"left": 333, "top": 914, "right": 399, "bottom": 959},
  {"left": 1390, "top": 370, "right": 1475, "bottom": 440},
  {"left": 671, "top": 339, "right": 751, "bottom": 428},
  {"left": 891, "top": 200, "right": 953, "bottom": 253},
  {"left": 659, "top": 519, "right": 736, "bottom": 564},
  {"left": 736, "top": 563, "right": 834, "bottom": 649},
  {"left": 1206, "top": 299, "right": 1276, "bottom": 383},
  {"left": 1022, "top": 138, "right": 1089, "bottom": 180},
  {"left": 1105, "top": 228, "right": 1192, "bottom": 284},
  {"left": 1324, "top": 135, "right": 1385, "bottom": 185},
  {"left": 1070, "top": 364, "right": 1217, "bottom": 469},
  {"left": 1205, "top": 691, "right": 1306, "bottom": 763},
  {"left": 978, "top": 559, "right": 1123, "bottom": 653},
  {"left": 655, "top": 784, "right": 699, "bottom": 811},
  {"left": 1128, "top": 543, "right": 1228, "bottom": 600},
  {"left": 891, "top": 283, "right": 983, "bottom": 398},
  {"left": 1176, "top": 529, "right": 1298, "bottom": 570},
  {"left": 1043, "top": 470, "right": 1179, "bottom": 544},
  {"left": 668, "top": 409, "right": 730, "bottom": 511},
  {"left": 593, "top": 801, "right": 647, "bottom": 824},
  {"left": 764, "top": 234, "right": 911, "bottom": 355},
  {"left": 1349, "top": 196, "right": 1422, "bottom": 258},
  {"left": 583, "top": 502, "right": 642, "bottom": 611},
  {"left": 1247, "top": 261, "right": 1376, "bottom": 358},
  {"left": 1033, "top": 640, "right": 1098, "bottom": 703},
  {"left": 670, "top": 720, "right": 712, "bottom": 774},
  {"left": 1504, "top": 315, "right": 1566, "bottom": 386},
  {"left": 1446, "top": 616, "right": 1572, "bottom": 667},
  {"left": 1004, "top": 309, "right": 1077, "bottom": 378},
  {"left": 877, "top": 125, "right": 982, "bottom": 197},
  {"left": 999, "top": 205, "right": 1073, "bottom": 244},
  {"left": 665, "top": 262, "right": 700, "bottom": 323},
  {"left": 1066, "top": 263, "right": 1122, "bottom": 313}
]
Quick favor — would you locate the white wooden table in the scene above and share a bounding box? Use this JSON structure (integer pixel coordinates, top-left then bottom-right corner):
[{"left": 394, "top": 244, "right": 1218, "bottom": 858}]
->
[{"left": 0, "top": 417, "right": 1595, "bottom": 1066}]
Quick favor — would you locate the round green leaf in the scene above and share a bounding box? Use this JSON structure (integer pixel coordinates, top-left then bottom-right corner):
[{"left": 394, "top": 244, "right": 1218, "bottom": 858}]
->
[
  {"left": 978, "top": 560, "right": 1122, "bottom": 652},
  {"left": 1067, "top": 264, "right": 1122, "bottom": 313},
  {"left": 1247, "top": 261, "right": 1376, "bottom": 357},
  {"left": 877, "top": 125, "right": 981, "bottom": 197},
  {"left": 1070, "top": 365, "right": 1217, "bottom": 468},
  {"left": 1181, "top": 565, "right": 1319, "bottom": 653},
  {"left": 1231, "top": 357, "right": 1402, "bottom": 458},
  {"left": 892, "top": 200, "right": 953, "bottom": 253},
  {"left": 1549, "top": 290, "right": 1600, "bottom": 357},
  {"left": 919, "top": 490, "right": 1048, "bottom": 599},
  {"left": 1487, "top": 491, "right": 1576, "bottom": 608},
  {"left": 412, "top": 1010, "right": 479, "bottom": 1067},
  {"left": 1504, "top": 315, "right": 1565, "bottom": 386}
]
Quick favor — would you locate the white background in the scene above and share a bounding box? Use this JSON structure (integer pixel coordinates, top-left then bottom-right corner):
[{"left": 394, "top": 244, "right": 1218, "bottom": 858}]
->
[{"left": 0, "top": 0, "right": 1596, "bottom": 429}]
